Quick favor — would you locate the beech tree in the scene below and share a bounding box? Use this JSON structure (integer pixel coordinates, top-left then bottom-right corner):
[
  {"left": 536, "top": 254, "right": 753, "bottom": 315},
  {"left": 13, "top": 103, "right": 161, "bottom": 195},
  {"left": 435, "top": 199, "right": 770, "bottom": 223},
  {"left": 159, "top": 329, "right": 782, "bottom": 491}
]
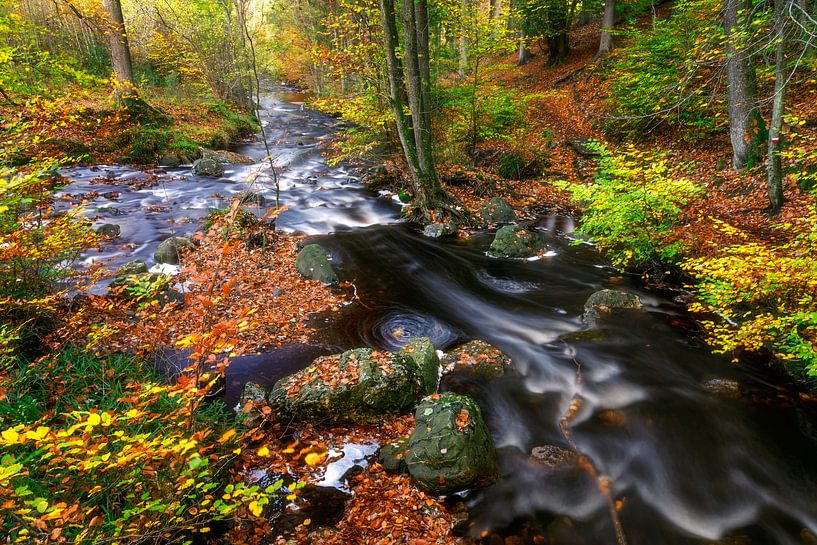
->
[
  {"left": 102, "top": 0, "right": 138, "bottom": 102},
  {"left": 379, "top": 0, "right": 447, "bottom": 214},
  {"left": 723, "top": 0, "right": 765, "bottom": 169},
  {"left": 597, "top": 0, "right": 615, "bottom": 57}
]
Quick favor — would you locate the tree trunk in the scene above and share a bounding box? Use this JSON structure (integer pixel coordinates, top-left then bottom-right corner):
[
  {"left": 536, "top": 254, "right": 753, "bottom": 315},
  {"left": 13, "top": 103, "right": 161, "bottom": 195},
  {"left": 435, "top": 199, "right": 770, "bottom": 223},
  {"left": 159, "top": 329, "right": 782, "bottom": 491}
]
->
[
  {"left": 403, "top": 0, "right": 443, "bottom": 211},
  {"left": 517, "top": 29, "right": 531, "bottom": 65},
  {"left": 458, "top": 0, "right": 470, "bottom": 77},
  {"left": 102, "top": 0, "right": 137, "bottom": 102},
  {"left": 547, "top": 32, "right": 569, "bottom": 64},
  {"left": 598, "top": 0, "right": 615, "bottom": 57},
  {"left": 723, "top": 0, "right": 763, "bottom": 169},
  {"left": 379, "top": 0, "right": 418, "bottom": 173},
  {"left": 767, "top": 0, "right": 790, "bottom": 214}
]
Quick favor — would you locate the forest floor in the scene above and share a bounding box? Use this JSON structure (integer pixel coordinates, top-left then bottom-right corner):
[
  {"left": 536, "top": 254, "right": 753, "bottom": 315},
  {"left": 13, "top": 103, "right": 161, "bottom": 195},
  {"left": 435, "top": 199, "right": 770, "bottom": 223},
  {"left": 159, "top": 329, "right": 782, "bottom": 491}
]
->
[{"left": 448, "top": 17, "right": 817, "bottom": 254}]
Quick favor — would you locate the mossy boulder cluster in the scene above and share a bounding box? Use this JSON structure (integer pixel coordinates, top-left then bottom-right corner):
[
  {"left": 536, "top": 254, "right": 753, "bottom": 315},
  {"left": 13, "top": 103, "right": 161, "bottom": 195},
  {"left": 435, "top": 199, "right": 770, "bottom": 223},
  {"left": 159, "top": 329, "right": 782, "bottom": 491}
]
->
[{"left": 241, "top": 337, "right": 513, "bottom": 495}]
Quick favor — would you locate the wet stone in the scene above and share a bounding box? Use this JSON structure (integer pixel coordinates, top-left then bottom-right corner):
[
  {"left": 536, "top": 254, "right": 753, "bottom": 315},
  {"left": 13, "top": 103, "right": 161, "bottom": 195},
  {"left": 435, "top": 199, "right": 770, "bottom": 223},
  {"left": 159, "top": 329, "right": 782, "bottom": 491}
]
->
[
  {"left": 154, "top": 236, "right": 195, "bottom": 265},
  {"left": 701, "top": 378, "right": 742, "bottom": 398},
  {"left": 192, "top": 157, "right": 225, "bottom": 177},
  {"left": 116, "top": 259, "right": 148, "bottom": 278},
  {"left": 379, "top": 436, "right": 410, "bottom": 474},
  {"left": 401, "top": 337, "right": 440, "bottom": 394},
  {"left": 269, "top": 348, "right": 425, "bottom": 424},
  {"left": 489, "top": 225, "right": 544, "bottom": 259},
  {"left": 295, "top": 243, "right": 338, "bottom": 284},
  {"left": 582, "top": 289, "right": 643, "bottom": 325},
  {"left": 423, "top": 222, "right": 458, "bottom": 239},
  {"left": 94, "top": 223, "right": 121, "bottom": 238},
  {"left": 530, "top": 445, "right": 579, "bottom": 469},
  {"left": 441, "top": 339, "right": 512, "bottom": 381},
  {"left": 477, "top": 197, "right": 517, "bottom": 225},
  {"left": 404, "top": 393, "right": 498, "bottom": 495}
]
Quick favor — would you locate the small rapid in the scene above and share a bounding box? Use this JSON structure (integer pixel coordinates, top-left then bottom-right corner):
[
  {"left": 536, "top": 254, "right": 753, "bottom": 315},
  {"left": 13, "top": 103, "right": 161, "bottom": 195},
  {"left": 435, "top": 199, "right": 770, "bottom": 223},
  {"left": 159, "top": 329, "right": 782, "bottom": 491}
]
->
[{"left": 58, "top": 88, "right": 817, "bottom": 544}]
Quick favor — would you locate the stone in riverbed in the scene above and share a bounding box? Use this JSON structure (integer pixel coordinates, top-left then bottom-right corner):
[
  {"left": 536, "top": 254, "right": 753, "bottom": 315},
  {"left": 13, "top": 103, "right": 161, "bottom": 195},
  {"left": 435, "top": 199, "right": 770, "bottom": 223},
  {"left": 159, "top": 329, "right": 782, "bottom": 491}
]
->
[
  {"left": 530, "top": 444, "right": 578, "bottom": 469},
  {"left": 582, "top": 289, "right": 643, "bottom": 325},
  {"left": 423, "top": 222, "right": 458, "bottom": 239},
  {"left": 94, "top": 223, "right": 121, "bottom": 238},
  {"left": 488, "top": 225, "right": 544, "bottom": 259},
  {"left": 401, "top": 337, "right": 440, "bottom": 394},
  {"left": 477, "top": 197, "right": 517, "bottom": 225},
  {"left": 404, "top": 393, "right": 498, "bottom": 495},
  {"left": 269, "top": 347, "right": 424, "bottom": 424},
  {"left": 192, "top": 157, "right": 225, "bottom": 177},
  {"left": 199, "top": 147, "right": 254, "bottom": 165},
  {"left": 154, "top": 236, "right": 195, "bottom": 265},
  {"left": 116, "top": 260, "right": 148, "bottom": 278},
  {"left": 441, "top": 340, "right": 512, "bottom": 381},
  {"left": 295, "top": 244, "right": 338, "bottom": 283}
]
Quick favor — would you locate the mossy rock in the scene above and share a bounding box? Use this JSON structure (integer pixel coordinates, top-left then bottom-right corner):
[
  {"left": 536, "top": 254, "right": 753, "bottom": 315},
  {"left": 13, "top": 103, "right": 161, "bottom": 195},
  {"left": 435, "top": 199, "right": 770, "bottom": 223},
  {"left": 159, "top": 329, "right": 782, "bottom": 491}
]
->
[
  {"left": 404, "top": 393, "right": 498, "bottom": 495},
  {"left": 476, "top": 198, "right": 517, "bottom": 225},
  {"left": 423, "top": 222, "right": 458, "bottom": 239},
  {"left": 295, "top": 244, "right": 338, "bottom": 283},
  {"left": 270, "top": 348, "right": 424, "bottom": 424},
  {"left": 380, "top": 436, "right": 410, "bottom": 474},
  {"left": 154, "top": 236, "right": 195, "bottom": 265},
  {"left": 94, "top": 223, "right": 121, "bottom": 238},
  {"left": 401, "top": 337, "right": 440, "bottom": 394},
  {"left": 582, "top": 289, "right": 643, "bottom": 325},
  {"left": 192, "top": 157, "right": 225, "bottom": 177},
  {"left": 488, "top": 225, "right": 544, "bottom": 259},
  {"left": 442, "top": 340, "right": 512, "bottom": 381}
]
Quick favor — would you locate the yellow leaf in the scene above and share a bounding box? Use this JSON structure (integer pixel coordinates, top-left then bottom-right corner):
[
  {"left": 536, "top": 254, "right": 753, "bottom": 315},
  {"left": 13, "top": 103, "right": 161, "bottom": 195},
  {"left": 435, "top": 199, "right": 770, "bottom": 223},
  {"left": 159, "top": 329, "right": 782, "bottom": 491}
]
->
[
  {"left": 304, "top": 452, "right": 326, "bottom": 467},
  {"left": 218, "top": 429, "right": 237, "bottom": 443},
  {"left": 1, "top": 427, "right": 19, "bottom": 445},
  {"left": 257, "top": 446, "right": 270, "bottom": 457},
  {"left": 249, "top": 500, "right": 263, "bottom": 517}
]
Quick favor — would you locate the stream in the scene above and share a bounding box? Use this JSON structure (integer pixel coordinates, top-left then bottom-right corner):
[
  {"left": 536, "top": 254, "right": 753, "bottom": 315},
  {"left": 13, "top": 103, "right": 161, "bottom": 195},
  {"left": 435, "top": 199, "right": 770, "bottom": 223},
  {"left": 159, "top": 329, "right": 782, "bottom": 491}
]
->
[{"left": 58, "top": 89, "right": 817, "bottom": 544}]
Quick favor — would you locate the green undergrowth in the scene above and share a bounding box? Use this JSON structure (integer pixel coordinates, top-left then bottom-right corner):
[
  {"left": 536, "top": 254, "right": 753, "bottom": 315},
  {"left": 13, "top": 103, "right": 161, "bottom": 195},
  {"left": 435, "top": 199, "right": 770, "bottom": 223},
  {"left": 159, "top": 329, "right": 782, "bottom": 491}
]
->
[{"left": 555, "top": 142, "right": 701, "bottom": 270}]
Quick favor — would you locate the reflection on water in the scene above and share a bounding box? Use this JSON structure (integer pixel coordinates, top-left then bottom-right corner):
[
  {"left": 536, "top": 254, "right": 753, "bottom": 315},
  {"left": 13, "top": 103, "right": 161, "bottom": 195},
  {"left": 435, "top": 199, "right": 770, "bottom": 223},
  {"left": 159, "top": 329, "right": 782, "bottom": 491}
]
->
[{"left": 58, "top": 87, "right": 817, "bottom": 544}]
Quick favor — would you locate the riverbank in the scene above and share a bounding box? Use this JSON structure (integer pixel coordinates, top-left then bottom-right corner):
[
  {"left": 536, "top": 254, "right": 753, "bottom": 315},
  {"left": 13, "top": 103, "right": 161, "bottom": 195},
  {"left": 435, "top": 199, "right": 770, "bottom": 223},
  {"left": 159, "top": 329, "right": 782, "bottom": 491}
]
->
[{"left": 0, "top": 86, "right": 257, "bottom": 168}]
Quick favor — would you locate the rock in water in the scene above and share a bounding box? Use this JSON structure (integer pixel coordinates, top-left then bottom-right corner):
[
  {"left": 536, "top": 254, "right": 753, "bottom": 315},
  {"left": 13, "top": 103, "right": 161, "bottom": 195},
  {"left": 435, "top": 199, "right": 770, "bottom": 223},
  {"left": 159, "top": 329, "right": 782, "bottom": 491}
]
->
[
  {"left": 116, "top": 260, "right": 148, "bottom": 278},
  {"left": 488, "top": 225, "right": 544, "bottom": 259},
  {"left": 154, "top": 236, "right": 195, "bottom": 265},
  {"left": 423, "top": 222, "right": 458, "bottom": 239},
  {"left": 441, "top": 340, "right": 512, "bottom": 380},
  {"left": 94, "top": 223, "right": 121, "bottom": 238},
  {"left": 401, "top": 337, "right": 440, "bottom": 394},
  {"left": 477, "top": 197, "right": 517, "bottom": 225},
  {"left": 582, "top": 289, "right": 643, "bottom": 325},
  {"left": 295, "top": 244, "right": 338, "bottom": 283},
  {"left": 404, "top": 393, "right": 498, "bottom": 495},
  {"left": 192, "top": 157, "right": 225, "bottom": 177},
  {"left": 269, "top": 348, "right": 424, "bottom": 424}
]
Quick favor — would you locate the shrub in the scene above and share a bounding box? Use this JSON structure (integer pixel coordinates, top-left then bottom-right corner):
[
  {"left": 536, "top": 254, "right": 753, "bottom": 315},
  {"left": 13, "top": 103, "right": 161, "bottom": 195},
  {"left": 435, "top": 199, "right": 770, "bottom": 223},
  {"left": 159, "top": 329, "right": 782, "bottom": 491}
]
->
[
  {"left": 555, "top": 142, "right": 701, "bottom": 269},
  {"left": 683, "top": 214, "right": 817, "bottom": 379},
  {"left": 0, "top": 349, "right": 271, "bottom": 544}
]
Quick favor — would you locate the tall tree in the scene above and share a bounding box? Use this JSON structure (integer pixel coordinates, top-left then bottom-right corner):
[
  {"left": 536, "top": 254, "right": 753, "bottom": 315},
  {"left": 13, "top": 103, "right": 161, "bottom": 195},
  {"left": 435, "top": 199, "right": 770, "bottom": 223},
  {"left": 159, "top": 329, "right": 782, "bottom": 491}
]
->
[
  {"left": 767, "top": 0, "right": 793, "bottom": 213},
  {"left": 598, "top": 0, "right": 615, "bottom": 57},
  {"left": 102, "top": 0, "right": 137, "bottom": 102},
  {"left": 723, "top": 0, "right": 764, "bottom": 169},
  {"left": 379, "top": 0, "right": 447, "bottom": 214}
]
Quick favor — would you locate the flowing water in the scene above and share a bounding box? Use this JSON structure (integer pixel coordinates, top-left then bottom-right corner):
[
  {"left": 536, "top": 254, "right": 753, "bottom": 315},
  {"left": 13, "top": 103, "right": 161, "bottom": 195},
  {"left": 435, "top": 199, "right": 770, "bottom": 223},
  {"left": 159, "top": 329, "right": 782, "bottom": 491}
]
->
[{"left": 59, "top": 89, "right": 817, "bottom": 544}]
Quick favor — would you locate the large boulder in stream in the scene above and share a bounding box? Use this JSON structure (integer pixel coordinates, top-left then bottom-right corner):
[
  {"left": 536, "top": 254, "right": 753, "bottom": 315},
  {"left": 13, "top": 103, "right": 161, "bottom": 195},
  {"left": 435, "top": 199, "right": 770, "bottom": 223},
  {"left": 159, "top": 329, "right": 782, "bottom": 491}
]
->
[
  {"left": 154, "top": 236, "right": 195, "bottom": 265},
  {"left": 477, "top": 197, "right": 517, "bottom": 225},
  {"left": 403, "top": 393, "right": 498, "bottom": 495},
  {"left": 489, "top": 225, "right": 544, "bottom": 259},
  {"left": 192, "top": 157, "right": 225, "bottom": 177},
  {"left": 270, "top": 340, "right": 439, "bottom": 424},
  {"left": 582, "top": 289, "right": 643, "bottom": 325},
  {"left": 295, "top": 244, "right": 338, "bottom": 283}
]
